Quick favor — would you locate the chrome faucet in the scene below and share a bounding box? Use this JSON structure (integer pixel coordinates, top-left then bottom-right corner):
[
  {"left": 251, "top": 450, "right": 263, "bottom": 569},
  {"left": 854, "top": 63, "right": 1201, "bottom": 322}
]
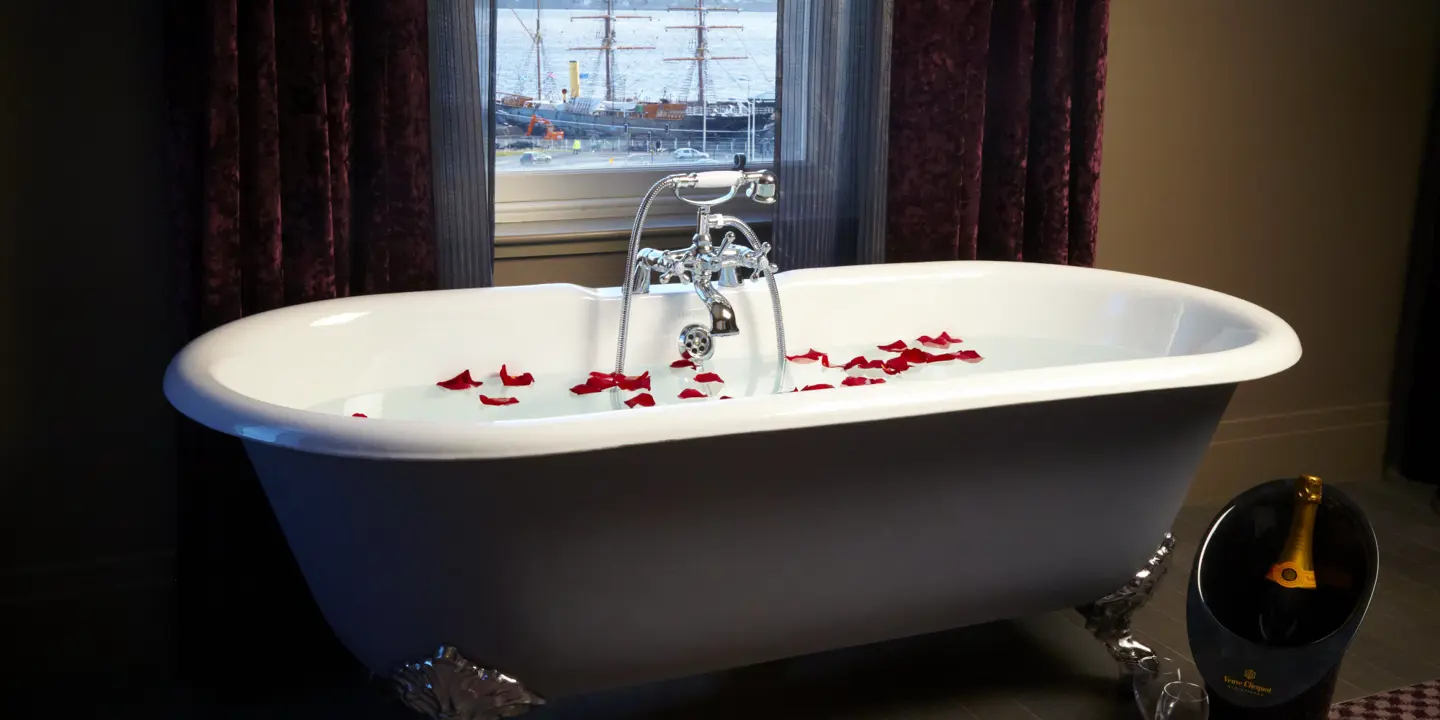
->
[
  {"left": 633, "top": 202, "right": 774, "bottom": 337},
  {"left": 615, "top": 161, "right": 787, "bottom": 391}
]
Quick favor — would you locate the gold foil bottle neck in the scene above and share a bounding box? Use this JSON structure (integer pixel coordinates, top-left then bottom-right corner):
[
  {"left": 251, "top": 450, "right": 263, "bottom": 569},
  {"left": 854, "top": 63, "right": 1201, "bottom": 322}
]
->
[
  {"left": 1266, "top": 475, "right": 1322, "bottom": 589},
  {"left": 1296, "top": 475, "right": 1323, "bottom": 504}
]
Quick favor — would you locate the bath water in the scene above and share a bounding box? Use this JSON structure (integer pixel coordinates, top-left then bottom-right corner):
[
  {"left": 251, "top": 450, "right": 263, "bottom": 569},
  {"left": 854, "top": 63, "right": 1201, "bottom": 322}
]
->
[{"left": 306, "top": 337, "right": 1151, "bottom": 422}]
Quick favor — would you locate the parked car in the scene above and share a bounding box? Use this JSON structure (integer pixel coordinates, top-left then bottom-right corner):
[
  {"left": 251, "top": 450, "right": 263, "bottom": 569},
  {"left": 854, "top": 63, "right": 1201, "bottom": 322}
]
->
[
  {"left": 505, "top": 140, "right": 535, "bottom": 150},
  {"left": 672, "top": 148, "right": 711, "bottom": 162},
  {"left": 519, "top": 151, "right": 552, "bottom": 166}
]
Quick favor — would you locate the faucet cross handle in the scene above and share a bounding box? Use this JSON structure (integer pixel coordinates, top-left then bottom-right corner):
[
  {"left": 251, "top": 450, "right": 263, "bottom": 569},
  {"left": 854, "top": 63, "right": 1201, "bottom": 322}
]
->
[
  {"left": 748, "top": 241, "right": 776, "bottom": 277},
  {"left": 659, "top": 253, "right": 695, "bottom": 284},
  {"left": 635, "top": 247, "right": 690, "bottom": 286},
  {"left": 716, "top": 230, "right": 737, "bottom": 256}
]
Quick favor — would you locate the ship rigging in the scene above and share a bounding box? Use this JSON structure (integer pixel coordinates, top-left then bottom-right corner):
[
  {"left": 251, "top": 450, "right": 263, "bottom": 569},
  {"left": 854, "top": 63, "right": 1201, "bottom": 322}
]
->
[{"left": 496, "top": 0, "right": 775, "bottom": 151}]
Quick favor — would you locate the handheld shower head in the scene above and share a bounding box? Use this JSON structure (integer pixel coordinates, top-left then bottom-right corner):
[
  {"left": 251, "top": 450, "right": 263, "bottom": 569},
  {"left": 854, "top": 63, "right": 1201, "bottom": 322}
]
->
[{"left": 746, "top": 170, "right": 778, "bottom": 204}]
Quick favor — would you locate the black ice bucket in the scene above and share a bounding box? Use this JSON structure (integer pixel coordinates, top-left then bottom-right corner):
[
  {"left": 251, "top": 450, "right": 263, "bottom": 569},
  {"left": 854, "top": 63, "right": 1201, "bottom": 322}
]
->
[{"left": 1186, "top": 478, "right": 1379, "bottom": 719}]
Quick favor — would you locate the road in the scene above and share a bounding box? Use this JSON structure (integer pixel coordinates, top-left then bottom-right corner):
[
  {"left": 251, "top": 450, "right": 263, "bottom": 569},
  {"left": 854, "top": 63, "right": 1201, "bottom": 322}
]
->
[{"left": 496, "top": 148, "right": 776, "bottom": 173}]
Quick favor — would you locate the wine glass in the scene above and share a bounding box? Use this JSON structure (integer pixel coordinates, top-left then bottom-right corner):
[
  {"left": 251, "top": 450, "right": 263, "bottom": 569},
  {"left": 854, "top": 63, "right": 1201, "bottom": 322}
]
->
[
  {"left": 1155, "top": 681, "right": 1209, "bottom": 720},
  {"left": 1132, "top": 656, "right": 1184, "bottom": 719}
]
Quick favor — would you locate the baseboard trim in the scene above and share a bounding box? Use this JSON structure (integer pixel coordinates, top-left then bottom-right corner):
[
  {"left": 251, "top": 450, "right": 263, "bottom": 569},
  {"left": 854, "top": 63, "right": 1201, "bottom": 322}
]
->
[
  {"left": 1210, "top": 402, "right": 1389, "bottom": 444},
  {"left": 1188, "top": 403, "right": 1390, "bottom": 505}
]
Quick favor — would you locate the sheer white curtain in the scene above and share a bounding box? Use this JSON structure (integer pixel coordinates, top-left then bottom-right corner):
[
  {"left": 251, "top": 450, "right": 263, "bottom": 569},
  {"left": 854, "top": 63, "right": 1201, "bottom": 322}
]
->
[{"left": 773, "top": 0, "right": 893, "bottom": 270}]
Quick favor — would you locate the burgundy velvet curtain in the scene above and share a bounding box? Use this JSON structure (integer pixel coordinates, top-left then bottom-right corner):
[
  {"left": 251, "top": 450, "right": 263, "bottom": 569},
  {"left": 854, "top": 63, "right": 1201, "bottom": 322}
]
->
[
  {"left": 164, "top": 0, "right": 436, "bottom": 690},
  {"left": 886, "top": 0, "right": 1109, "bottom": 266},
  {"left": 174, "top": 0, "right": 436, "bottom": 335}
]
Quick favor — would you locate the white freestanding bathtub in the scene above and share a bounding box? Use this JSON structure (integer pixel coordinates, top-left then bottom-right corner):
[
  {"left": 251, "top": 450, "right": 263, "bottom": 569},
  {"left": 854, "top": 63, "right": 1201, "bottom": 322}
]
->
[{"left": 164, "top": 260, "right": 1300, "bottom": 711}]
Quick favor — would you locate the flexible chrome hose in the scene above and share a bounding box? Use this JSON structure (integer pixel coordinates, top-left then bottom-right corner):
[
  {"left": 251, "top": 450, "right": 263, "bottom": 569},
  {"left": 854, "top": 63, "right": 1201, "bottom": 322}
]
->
[
  {"left": 721, "top": 219, "right": 788, "bottom": 393},
  {"left": 764, "top": 272, "right": 788, "bottom": 392},
  {"left": 615, "top": 176, "right": 685, "bottom": 375}
]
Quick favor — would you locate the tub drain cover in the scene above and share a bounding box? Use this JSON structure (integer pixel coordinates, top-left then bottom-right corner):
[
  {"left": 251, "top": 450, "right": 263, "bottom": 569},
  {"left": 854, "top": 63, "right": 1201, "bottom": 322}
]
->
[{"left": 680, "top": 324, "right": 715, "bottom": 362}]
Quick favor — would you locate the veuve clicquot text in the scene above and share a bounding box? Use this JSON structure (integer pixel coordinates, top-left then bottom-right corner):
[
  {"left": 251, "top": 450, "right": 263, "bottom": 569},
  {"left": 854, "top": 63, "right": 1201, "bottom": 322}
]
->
[{"left": 1257, "top": 475, "right": 1323, "bottom": 645}]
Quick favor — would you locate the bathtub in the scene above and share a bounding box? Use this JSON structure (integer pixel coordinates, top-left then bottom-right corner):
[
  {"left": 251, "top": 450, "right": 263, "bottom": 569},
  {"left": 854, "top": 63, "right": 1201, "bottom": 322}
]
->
[{"left": 164, "top": 260, "right": 1300, "bottom": 710}]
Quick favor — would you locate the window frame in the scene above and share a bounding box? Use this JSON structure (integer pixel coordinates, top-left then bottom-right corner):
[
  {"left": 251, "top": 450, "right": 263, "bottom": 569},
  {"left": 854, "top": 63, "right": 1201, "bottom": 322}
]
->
[
  {"left": 487, "top": 2, "right": 780, "bottom": 245},
  {"left": 494, "top": 161, "right": 776, "bottom": 246}
]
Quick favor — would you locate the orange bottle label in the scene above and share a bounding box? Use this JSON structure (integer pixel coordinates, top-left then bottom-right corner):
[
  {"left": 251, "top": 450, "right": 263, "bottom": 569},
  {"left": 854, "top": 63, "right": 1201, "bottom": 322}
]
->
[{"left": 1266, "top": 561, "right": 1316, "bottom": 589}]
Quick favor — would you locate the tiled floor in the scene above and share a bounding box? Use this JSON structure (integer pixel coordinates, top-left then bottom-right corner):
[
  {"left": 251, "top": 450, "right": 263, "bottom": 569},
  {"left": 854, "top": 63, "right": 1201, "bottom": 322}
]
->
[{"left": 55, "top": 478, "right": 1440, "bottom": 719}]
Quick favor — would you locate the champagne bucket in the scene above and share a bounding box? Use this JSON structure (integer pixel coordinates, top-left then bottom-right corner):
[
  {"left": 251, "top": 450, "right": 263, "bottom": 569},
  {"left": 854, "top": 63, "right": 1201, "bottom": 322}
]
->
[{"left": 1186, "top": 479, "right": 1379, "bottom": 718}]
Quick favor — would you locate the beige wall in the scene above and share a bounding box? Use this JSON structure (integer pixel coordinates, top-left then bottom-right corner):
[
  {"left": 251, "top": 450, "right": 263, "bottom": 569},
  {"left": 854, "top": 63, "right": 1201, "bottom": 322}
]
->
[
  {"left": 1100, "top": 1, "right": 1440, "bottom": 501},
  {"left": 498, "top": 2, "right": 1440, "bottom": 504}
]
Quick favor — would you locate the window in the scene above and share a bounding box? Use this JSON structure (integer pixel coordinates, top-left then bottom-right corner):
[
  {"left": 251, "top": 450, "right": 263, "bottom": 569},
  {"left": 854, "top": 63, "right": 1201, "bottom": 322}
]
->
[{"left": 489, "top": 0, "right": 778, "bottom": 235}]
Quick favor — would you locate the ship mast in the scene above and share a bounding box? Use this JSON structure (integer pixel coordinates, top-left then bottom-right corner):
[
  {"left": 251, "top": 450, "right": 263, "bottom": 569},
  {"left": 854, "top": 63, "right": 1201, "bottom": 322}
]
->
[
  {"left": 665, "top": 0, "right": 743, "bottom": 109},
  {"left": 534, "top": 0, "right": 543, "bottom": 100},
  {"left": 569, "top": 0, "right": 655, "bottom": 102}
]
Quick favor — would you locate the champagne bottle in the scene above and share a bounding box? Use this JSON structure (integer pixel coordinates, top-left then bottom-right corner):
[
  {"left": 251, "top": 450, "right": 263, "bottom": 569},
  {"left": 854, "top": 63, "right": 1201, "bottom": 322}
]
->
[{"left": 1257, "top": 475, "right": 1323, "bottom": 645}]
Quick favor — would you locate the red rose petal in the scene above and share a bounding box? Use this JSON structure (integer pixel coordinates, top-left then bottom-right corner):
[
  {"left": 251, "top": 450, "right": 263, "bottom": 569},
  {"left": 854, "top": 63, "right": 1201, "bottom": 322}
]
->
[
  {"left": 664, "top": 350, "right": 694, "bottom": 367},
  {"left": 720, "top": 395, "right": 733, "bottom": 399},
  {"left": 801, "top": 383, "right": 834, "bottom": 391},
  {"left": 882, "top": 357, "right": 910, "bottom": 374},
  {"left": 678, "top": 388, "right": 708, "bottom": 399},
  {"left": 898, "top": 347, "right": 931, "bottom": 364},
  {"left": 840, "top": 376, "right": 871, "bottom": 387},
  {"left": 499, "top": 364, "right": 535, "bottom": 387},
  {"left": 479, "top": 395, "right": 519, "bottom": 406},
  {"left": 617, "top": 371, "right": 651, "bottom": 392},
  {"left": 573, "top": 371, "right": 649, "bottom": 393},
  {"left": 586, "top": 372, "right": 620, "bottom": 390},
  {"left": 576, "top": 371, "right": 652, "bottom": 392},
  {"left": 785, "top": 349, "right": 829, "bottom": 365},
  {"left": 917, "top": 332, "right": 962, "bottom": 349},
  {"left": 842, "top": 355, "right": 884, "bottom": 371},
  {"left": 924, "top": 352, "right": 957, "bottom": 362},
  {"left": 351, "top": 413, "right": 368, "bottom": 418},
  {"left": 437, "top": 369, "right": 482, "bottom": 390},
  {"left": 693, "top": 372, "right": 724, "bottom": 384},
  {"left": 869, "top": 378, "right": 886, "bottom": 384},
  {"left": 624, "top": 393, "right": 656, "bottom": 408},
  {"left": 878, "top": 340, "right": 908, "bottom": 352},
  {"left": 956, "top": 349, "right": 983, "bottom": 363}
]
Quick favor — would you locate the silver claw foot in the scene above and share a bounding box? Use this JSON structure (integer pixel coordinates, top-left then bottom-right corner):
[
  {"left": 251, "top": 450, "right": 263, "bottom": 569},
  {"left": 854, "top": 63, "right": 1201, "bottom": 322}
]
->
[
  {"left": 391, "top": 645, "right": 544, "bottom": 719},
  {"left": 1075, "top": 532, "right": 1176, "bottom": 678}
]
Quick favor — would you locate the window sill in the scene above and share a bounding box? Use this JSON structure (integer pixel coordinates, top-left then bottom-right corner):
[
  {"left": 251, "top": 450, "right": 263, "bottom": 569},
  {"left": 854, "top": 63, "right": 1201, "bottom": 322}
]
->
[{"left": 494, "top": 209, "right": 772, "bottom": 260}]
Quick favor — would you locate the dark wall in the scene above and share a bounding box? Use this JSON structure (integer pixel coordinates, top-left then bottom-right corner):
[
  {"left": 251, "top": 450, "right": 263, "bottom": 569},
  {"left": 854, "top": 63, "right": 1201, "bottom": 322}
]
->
[
  {"left": 0, "top": 0, "right": 179, "bottom": 688},
  {"left": 1387, "top": 44, "right": 1440, "bottom": 488}
]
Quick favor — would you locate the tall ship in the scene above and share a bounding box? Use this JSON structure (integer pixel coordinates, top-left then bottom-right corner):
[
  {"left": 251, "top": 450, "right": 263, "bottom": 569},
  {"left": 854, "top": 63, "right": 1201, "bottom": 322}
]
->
[{"left": 495, "top": 0, "right": 776, "bottom": 145}]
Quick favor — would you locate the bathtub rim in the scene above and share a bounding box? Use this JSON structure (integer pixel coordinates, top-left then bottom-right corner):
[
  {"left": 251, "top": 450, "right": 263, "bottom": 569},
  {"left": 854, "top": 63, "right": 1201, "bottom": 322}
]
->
[{"left": 163, "top": 261, "right": 1302, "bottom": 461}]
